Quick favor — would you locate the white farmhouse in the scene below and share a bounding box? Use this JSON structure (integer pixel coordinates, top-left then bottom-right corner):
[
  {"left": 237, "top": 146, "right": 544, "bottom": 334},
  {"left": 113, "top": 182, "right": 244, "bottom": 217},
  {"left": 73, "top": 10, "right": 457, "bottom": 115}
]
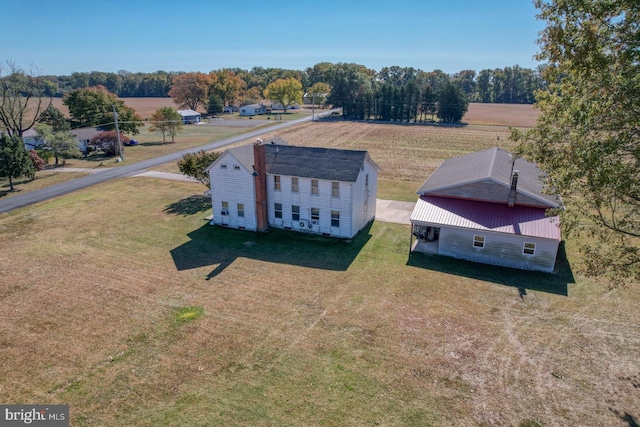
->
[{"left": 206, "top": 138, "right": 380, "bottom": 238}]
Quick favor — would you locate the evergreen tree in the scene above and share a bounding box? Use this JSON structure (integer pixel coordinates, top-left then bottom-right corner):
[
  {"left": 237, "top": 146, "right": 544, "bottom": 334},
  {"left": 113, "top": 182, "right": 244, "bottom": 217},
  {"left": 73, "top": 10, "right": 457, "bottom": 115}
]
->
[
  {"left": 437, "top": 82, "right": 468, "bottom": 123},
  {"left": 0, "top": 133, "right": 35, "bottom": 191}
]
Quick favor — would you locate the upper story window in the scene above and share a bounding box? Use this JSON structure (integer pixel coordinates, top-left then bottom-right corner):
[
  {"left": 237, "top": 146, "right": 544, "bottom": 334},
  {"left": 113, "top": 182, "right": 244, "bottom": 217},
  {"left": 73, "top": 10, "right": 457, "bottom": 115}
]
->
[
  {"left": 311, "top": 179, "right": 319, "bottom": 195},
  {"left": 332, "top": 181, "right": 339, "bottom": 197},
  {"left": 274, "top": 175, "right": 281, "bottom": 191},
  {"left": 291, "top": 177, "right": 299, "bottom": 193},
  {"left": 473, "top": 235, "right": 485, "bottom": 248}
]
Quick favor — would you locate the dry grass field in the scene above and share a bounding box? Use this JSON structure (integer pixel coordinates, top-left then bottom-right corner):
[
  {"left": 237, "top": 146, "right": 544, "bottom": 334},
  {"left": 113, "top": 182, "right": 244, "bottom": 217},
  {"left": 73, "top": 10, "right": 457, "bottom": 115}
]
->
[
  {"left": 0, "top": 178, "right": 638, "bottom": 426},
  {"left": 1, "top": 103, "right": 638, "bottom": 426}
]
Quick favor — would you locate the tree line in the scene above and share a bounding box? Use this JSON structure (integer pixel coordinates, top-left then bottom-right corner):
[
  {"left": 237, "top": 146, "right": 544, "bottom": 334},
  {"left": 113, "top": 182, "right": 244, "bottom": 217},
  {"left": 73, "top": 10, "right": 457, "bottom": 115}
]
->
[{"left": 40, "top": 64, "right": 545, "bottom": 105}]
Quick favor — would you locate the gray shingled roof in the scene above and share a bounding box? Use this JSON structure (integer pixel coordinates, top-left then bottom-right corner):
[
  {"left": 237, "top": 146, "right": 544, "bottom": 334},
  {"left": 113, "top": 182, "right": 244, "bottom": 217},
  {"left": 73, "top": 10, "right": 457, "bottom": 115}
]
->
[
  {"left": 416, "top": 147, "right": 561, "bottom": 208},
  {"left": 265, "top": 145, "right": 368, "bottom": 182},
  {"left": 213, "top": 139, "right": 374, "bottom": 182}
]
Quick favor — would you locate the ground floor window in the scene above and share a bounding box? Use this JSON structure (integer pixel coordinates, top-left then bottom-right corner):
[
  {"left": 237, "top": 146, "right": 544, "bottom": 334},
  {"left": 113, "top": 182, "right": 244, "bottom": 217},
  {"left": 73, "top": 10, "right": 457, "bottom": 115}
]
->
[
  {"left": 473, "top": 235, "right": 485, "bottom": 248},
  {"left": 523, "top": 242, "right": 536, "bottom": 255},
  {"left": 221, "top": 201, "right": 229, "bottom": 216},
  {"left": 275, "top": 203, "right": 283, "bottom": 219},
  {"left": 237, "top": 203, "right": 244, "bottom": 218},
  {"left": 292, "top": 205, "right": 300, "bottom": 221},
  {"left": 331, "top": 211, "right": 340, "bottom": 227},
  {"left": 311, "top": 208, "right": 320, "bottom": 224}
]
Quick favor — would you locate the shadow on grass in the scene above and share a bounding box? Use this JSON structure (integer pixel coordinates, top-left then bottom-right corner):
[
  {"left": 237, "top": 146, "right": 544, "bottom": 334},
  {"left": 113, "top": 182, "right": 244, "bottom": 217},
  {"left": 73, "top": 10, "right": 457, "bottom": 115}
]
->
[
  {"left": 171, "top": 222, "right": 372, "bottom": 278},
  {"left": 164, "top": 195, "right": 211, "bottom": 216},
  {"left": 406, "top": 242, "right": 575, "bottom": 296},
  {"left": 140, "top": 141, "right": 173, "bottom": 146}
]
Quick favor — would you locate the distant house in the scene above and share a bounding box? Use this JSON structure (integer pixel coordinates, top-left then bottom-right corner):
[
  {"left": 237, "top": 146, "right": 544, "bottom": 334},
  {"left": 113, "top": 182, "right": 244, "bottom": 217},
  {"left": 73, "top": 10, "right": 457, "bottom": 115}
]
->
[
  {"left": 177, "top": 109, "right": 201, "bottom": 124},
  {"left": 239, "top": 104, "right": 266, "bottom": 117},
  {"left": 206, "top": 138, "right": 380, "bottom": 238},
  {"left": 22, "top": 127, "right": 100, "bottom": 154},
  {"left": 410, "top": 147, "right": 562, "bottom": 273},
  {"left": 270, "top": 102, "right": 300, "bottom": 110},
  {"left": 223, "top": 105, "right": 238, "bottom": 113}
]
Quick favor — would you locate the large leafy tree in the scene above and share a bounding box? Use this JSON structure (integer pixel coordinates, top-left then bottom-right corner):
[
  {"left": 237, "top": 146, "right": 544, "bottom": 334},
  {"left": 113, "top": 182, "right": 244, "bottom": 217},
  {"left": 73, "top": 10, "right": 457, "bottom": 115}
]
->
[
  {"left": 63, "top": 85, "right": 143, "bottom": 134},
  {"left": 0, "top": 133, "right": 35, "bottom": 191},
  {"left": 168, "top": 72, "right": 211, "bottom": 111},
  {"left": 177, "top": 150, "right": 220, "bottom": 188},
  {"left": 39, "top": 104, "right": 70, "bottom": 132},
  {"left": 34, "top": 123, "right": 81, "bottom": 165},
  {"left": 0, "top": 62, "right": 52, "bottom": 137},
  {"left": 306, "top": 82, "right": 331, "bottom": 108},
  {"left": 436, "top": 81, "right": 468, "bottom": 123},
  {"left": 209, "top": 69, "right": 245, "bottom": 107},
  {"left": 514, "top": 0, "right": 640, "bottom": 284},
  {"left": 148, "top": 107, "right": 183, "bottom": 142},
  {"left": 263, "top": 77, "right": 303, "bottom": 111}
]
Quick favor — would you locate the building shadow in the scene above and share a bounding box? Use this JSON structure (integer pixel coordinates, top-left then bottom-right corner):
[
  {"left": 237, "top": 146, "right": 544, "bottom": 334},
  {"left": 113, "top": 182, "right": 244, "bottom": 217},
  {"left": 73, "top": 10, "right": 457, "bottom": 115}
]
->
[
  {"left": 164, "top": 195, "right": 211, "bottom": 216},
  {"left": 170, "top": 222, "right": 373, "bottom": 279},
  {"left": 406, "top": 241, "right": 574, "bottom": 296}
]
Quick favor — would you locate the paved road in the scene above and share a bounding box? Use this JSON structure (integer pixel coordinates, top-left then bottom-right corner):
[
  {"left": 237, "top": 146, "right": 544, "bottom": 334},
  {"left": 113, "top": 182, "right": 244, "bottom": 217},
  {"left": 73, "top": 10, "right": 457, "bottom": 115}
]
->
[{"left": 0, "top": 113, "right": 330, "bottom": 215}]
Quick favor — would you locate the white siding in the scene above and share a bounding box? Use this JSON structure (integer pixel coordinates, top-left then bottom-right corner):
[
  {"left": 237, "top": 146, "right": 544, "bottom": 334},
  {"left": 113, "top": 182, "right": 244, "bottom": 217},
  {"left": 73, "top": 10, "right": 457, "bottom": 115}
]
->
[
  {"left": 209, "top": 152, "right": 257, "bottom": 230},
  {"left": 266, "top": 174, "right": 355, "bottom": 238},
  {"left": 350, "top": 158, "right": 378, "bottom": 237},
  {"left": 435, "top": 226, "right": 559, "bottom": 272}
]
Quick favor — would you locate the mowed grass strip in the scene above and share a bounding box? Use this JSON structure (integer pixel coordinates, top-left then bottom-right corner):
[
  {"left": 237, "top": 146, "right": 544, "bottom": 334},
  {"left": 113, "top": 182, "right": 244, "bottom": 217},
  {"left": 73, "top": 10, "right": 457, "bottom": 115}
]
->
[{"left": 0, "top": 178, "right": 638, "bottom": 426}]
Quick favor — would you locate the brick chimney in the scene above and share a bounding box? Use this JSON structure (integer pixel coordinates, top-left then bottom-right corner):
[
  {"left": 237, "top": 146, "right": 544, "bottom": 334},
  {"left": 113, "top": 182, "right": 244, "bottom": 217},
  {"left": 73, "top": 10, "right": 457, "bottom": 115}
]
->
[
  {"left": 253, "top": 140, "right": 268, "bottom": 231},
  {"left": 507, "top": 170, "right": 518, "bottom": 207}
]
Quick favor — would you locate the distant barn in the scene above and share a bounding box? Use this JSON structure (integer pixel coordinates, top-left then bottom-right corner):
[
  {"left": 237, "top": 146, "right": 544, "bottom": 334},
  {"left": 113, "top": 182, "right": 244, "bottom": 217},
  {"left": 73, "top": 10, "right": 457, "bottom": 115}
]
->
[{"left": 177, "top": 109, "right": 201, "bottom": 124}]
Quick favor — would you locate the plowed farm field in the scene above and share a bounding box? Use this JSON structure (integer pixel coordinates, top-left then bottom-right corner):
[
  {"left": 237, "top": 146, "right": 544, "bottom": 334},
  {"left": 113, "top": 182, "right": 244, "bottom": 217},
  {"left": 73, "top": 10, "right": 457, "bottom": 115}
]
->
[{"left": 255, "top": 120, "right": 519, "bottom": 182}]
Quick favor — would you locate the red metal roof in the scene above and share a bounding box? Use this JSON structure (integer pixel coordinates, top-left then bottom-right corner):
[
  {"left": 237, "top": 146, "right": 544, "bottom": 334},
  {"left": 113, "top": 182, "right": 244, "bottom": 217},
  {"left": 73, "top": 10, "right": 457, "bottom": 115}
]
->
[{"left": 410, "top": 196, "right": 561, "bottom": 240}]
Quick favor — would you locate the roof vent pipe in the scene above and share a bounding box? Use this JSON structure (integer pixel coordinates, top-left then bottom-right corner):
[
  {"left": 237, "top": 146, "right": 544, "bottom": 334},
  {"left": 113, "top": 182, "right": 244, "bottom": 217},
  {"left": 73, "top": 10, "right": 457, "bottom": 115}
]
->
[{"left": 508, "top": 170, "right": 519, "bottom": 207}]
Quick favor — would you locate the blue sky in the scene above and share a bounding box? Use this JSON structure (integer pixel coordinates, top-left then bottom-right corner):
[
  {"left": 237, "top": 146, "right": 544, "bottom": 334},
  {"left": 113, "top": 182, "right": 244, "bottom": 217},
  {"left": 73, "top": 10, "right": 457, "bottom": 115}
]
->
[{"left": 3, "top": 0, "right": 544, "bottom": 75}]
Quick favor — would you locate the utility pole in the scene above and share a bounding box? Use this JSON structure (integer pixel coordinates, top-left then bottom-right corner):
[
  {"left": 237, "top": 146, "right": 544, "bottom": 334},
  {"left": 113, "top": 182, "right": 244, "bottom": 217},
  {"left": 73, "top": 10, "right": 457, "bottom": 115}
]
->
[
  {"left": 312, "top": 93, "right": 316, "bottom": 121},
  {"left": 113, "top": 105, "right": 124, "bottom": 162}
]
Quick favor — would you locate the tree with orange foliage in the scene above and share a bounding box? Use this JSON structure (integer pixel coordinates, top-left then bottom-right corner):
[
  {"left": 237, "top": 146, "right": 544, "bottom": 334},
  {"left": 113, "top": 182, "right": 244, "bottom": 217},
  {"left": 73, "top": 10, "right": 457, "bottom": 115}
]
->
[{"left": 168, "top": 72, "right": 211, "bottom": 111}]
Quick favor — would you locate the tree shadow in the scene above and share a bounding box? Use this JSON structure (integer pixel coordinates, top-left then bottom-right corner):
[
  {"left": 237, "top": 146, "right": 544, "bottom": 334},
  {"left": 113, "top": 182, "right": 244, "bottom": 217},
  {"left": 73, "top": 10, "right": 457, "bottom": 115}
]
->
[
  {"left": 164, "top": 195, "right": 211, "bottom": 216},
  {"left": 170, "top": 222, "right": 372, "bottom": 279},
  {"left": 140, "top": 141, "right": 173, "bottom": 146},
  {"left": 406, "top": 242, "right": 574, "bottom": 296},
  {"left": 610, "top": 408, "right": 640, "bottom": 427}
]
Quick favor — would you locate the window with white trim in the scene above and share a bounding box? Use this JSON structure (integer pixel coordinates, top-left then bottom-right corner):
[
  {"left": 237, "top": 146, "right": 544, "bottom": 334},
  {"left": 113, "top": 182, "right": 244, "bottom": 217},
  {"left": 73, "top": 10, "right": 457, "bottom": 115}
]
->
[
  {"left": 237, "top": 203, "right": 244, "bottom": 218},
  {"left": 221, "top": 201, "right": 229, "bottom": 216},
  {"left": 275, "top": 203, "right": 283, "bottom": 219},
  {"left": 292, "top": 205, "right": 300, "bottom": 221},
  {"left": 523, "top": 242, "right": 536, "bottom": 255},
  {"left": 311, "top": 208, "right": 319, "bottom": 223},
  {"left": 332, "top": 181, "right": 339, "bottom": 197},
  {"left": 311, "top": 179, "right": 318, "bottom": 195},
  {"left": 274, "top": 175, "right": 281, "bottom": 191},
  {"left": 331, "top": 211, "right": 340, "bottom": 227},
  {"left": 291, "top": 177, "right": 299, "bottom": 193},
  {"left": 473, "top": 235, "right": 485, "bottom": 248}
]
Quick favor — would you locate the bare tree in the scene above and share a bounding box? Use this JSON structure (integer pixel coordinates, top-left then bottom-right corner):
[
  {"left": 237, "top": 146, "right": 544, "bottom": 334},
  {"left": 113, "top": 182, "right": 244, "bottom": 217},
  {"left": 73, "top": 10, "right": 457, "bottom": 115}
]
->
[{"left": 0, "top": 62, "right": 52, "bottom": 137}]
